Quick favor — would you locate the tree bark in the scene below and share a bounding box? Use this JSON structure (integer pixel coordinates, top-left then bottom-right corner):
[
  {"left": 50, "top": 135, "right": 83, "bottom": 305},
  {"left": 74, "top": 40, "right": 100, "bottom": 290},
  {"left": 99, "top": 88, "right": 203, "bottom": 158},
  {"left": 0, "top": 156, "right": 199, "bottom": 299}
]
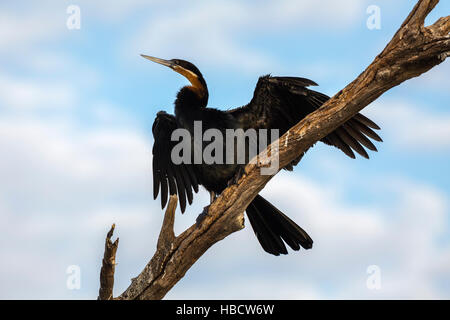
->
[
  {"left": 98, "top": 224, "right": 119, "bottom": 300},
  {"left": 98, "top": 0, "right": 449, "bottom": 300}
]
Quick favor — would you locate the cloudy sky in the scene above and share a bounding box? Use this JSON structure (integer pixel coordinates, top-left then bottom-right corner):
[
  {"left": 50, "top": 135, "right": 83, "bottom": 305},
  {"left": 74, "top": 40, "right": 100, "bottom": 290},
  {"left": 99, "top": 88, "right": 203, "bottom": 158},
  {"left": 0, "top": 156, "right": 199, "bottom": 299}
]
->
[{"left": 0, "top": 0, "right": 449, "bottom": 299}]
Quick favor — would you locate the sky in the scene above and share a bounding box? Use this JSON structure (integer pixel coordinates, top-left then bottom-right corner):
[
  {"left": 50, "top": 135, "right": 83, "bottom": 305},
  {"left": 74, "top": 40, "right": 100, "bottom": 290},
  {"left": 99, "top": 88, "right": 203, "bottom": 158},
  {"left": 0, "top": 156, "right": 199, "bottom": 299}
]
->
[{"left": 0, "top": 0, "right": 449, "bottom": 299}]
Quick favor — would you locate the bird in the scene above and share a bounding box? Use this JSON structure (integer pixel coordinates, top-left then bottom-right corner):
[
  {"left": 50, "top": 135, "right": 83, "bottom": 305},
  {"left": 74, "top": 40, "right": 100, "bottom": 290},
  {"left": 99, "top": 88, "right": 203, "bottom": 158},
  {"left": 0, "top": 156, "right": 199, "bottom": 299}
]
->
[{"left": 142, "top": 55, "right": 382, "bottom": 256}]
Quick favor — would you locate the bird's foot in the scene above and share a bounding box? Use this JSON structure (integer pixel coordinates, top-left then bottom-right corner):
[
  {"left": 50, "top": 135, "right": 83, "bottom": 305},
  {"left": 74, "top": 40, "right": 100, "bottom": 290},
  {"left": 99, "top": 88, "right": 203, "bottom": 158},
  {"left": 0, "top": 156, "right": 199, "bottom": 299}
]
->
[
  {"left": 196, "top": 205, "right": 210, "bottom": 227},
  {"left": 227, "top": 166, "right": 246, "bottom": 187}
]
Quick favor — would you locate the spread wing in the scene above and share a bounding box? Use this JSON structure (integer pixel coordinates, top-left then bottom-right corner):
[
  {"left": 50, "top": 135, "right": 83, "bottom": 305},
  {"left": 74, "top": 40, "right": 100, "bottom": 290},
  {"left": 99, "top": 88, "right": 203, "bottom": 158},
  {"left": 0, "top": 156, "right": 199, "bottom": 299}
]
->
[
  {"left": 152, "top": 111, "right": 199, "bottom": 213},
  {"left": 229, "top": 75, "right": 382, "bottom": 164}
]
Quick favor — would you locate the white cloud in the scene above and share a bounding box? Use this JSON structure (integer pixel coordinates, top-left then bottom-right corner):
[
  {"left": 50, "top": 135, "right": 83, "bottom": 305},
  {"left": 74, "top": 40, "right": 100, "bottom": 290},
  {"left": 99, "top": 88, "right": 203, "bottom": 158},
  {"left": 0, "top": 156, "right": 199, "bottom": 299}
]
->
[
  {"left": 0, "top": 1, "right": 150, "bottom": 52},
  {"left": 0, "top": 116, "right": 152, "bottom": 209},
  {"left": 365, "top": 100, "right": 450, "bottom": 151},
  {"left": 128, "top": 0, "right": 366, "bottom": 72},
  {"left": 75, "top": 0, "right": 159, "bottom": 22},
  {"left": 408, "top": 60, "right": 450, "bottom": 91},
  {"left": 0, "top": 11, "right": 61, "bottom": 52},
  {"left": 0, "top": 113, "right": 161, "bottom": 299},
  {"left": 0, "top": 75, "right": 76, "bottom": 110},
  {"left": 0, "top": 0, "right": 448, "bottom": 300},
  {"left": 0, "top": 98, "right": 448, "bottom": 299},
  {"left": 0, "top": 106, "right": 448, "bottom": 299},
  {"left": 166, "top": 172, "right": 449, "bottom": 299}
]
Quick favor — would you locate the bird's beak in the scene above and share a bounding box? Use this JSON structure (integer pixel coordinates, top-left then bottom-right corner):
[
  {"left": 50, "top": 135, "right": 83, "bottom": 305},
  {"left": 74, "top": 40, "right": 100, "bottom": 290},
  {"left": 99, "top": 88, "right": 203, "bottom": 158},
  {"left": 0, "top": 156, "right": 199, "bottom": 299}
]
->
[
  {"left": 140, "top": 55, "right": 175, "bottom": 68},
  {"left": 140, "top": 55, "right": 203, "bottom": 94}
]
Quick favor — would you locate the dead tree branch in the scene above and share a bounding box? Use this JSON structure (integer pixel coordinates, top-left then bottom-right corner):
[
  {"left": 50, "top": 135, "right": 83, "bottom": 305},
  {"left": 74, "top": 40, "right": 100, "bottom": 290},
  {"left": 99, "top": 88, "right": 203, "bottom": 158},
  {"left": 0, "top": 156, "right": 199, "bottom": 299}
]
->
[
  {"left": 98, "top": 0, "right": 449, "bottom": 300},
  {"left": 98, "top": 224, "right": 119, "bottom": 300}
]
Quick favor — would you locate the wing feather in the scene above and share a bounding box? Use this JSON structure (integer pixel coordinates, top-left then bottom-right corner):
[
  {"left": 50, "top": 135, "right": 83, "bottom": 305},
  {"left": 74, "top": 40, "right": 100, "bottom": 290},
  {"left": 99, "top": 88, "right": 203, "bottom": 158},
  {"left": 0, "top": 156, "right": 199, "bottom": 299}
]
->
[
  {"left": 152, "top": 111, "right": 198, "bottom": 213},
  {"left": 229, "top": 75, "right": 382, "bottom": 167}
]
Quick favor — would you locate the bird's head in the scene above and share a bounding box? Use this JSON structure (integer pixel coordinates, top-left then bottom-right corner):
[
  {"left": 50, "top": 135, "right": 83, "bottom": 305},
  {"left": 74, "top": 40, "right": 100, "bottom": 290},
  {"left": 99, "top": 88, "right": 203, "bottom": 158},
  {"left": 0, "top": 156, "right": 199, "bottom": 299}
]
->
[{"left": 141, "top": 55, "right": 208, "bottom": 106}]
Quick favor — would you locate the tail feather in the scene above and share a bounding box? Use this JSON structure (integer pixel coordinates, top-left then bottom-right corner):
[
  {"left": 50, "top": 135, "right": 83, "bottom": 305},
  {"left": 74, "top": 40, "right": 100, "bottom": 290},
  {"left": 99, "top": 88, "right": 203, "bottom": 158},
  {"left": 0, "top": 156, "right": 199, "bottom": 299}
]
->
[
  {"left": 246, "top": 195, "right": 313, "bottom": 256},
  {"left": 246, "top": 202, "right": 288, "bottom": 255}
]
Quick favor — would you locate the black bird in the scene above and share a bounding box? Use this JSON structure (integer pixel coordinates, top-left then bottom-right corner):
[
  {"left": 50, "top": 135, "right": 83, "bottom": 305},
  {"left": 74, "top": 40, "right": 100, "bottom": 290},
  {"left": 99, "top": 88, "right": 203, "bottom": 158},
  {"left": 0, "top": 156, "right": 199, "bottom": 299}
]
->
[{"left": 142, "top": 55, "right": 382, "bottom": 256}]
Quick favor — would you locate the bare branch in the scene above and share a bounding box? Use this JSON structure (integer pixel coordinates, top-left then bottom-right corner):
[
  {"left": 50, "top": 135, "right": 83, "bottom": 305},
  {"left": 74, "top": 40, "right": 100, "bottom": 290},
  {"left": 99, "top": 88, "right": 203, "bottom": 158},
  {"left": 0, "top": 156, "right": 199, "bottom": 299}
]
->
[
  {"left": 428, "top": 15, "right": 450, "bottom": 38},
  {"left": 98, "top": 0, "right": 450, "bottom": 300},
  {"left": 98, "top": 224, "right": 119, "bottom": 300},
  {"left": 116, "top": 194, "right": 245, "bottom": 300},
  {"left": 401, "top": 0, "right": 438, "bottom": 27}
]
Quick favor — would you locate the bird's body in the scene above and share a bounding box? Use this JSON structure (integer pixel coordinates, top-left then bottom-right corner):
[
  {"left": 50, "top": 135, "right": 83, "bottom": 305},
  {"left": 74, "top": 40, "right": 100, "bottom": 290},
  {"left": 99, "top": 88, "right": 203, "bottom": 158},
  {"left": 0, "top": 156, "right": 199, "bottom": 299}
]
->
[
  {"left": 174, "top": 88, "right": 240, "bottom": 194},
  {"left": 144, "top": 56, "right": 382, "bottom": 255}
]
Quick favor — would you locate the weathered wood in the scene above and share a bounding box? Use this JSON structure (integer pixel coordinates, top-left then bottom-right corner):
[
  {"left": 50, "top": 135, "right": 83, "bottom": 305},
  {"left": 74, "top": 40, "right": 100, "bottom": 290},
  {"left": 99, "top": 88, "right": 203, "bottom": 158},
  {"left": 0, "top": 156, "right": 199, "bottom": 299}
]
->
[
  {"left": 98, "top": 0, "right": 449, "bottom": 300},
  {"left": 98, "top": 224, "right": 119, "bottom": 300}
]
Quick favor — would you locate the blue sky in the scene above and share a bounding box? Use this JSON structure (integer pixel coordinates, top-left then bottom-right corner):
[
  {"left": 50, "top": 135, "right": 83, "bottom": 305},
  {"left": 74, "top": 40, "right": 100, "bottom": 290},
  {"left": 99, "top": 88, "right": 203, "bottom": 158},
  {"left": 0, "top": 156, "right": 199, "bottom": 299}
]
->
[{"left": 0, "top": 0, "right": 449, "bottom": 299}]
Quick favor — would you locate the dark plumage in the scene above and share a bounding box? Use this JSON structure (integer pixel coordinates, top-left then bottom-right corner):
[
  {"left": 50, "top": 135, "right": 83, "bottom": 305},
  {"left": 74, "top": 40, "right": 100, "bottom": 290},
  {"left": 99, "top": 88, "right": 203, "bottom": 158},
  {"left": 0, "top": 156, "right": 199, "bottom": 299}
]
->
[{"left": 144, "top": 55, "right": 382, "bottom": 256}]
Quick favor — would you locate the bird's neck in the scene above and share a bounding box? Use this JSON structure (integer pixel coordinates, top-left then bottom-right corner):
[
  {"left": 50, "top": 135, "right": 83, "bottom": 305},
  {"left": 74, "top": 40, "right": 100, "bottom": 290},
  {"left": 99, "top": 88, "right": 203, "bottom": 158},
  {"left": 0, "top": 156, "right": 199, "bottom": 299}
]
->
[{"left": 175, "top": 86, "right": 209, "bottom": 115}]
